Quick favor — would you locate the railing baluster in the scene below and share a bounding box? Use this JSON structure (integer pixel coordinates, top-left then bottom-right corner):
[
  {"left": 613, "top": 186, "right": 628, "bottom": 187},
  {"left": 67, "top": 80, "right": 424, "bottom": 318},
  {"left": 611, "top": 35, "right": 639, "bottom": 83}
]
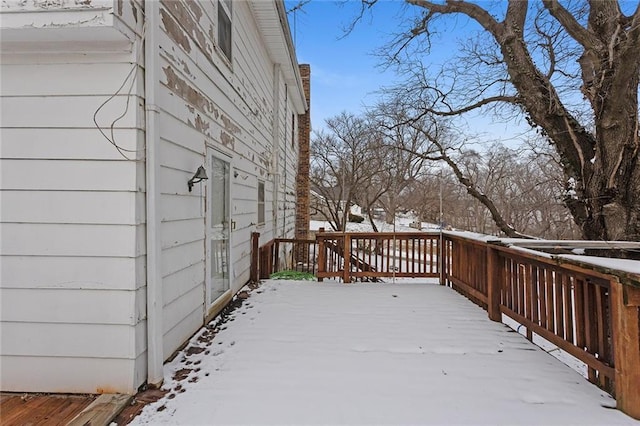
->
[{"left": 545, "top": 269, "right": 554, "bottom": 334}]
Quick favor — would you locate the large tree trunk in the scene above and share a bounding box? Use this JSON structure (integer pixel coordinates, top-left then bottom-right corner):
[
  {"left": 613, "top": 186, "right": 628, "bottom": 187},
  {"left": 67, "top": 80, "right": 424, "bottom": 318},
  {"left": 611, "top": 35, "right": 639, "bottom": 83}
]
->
[{"left": 495, "top": 1, "right": 640, "bottom": 240}]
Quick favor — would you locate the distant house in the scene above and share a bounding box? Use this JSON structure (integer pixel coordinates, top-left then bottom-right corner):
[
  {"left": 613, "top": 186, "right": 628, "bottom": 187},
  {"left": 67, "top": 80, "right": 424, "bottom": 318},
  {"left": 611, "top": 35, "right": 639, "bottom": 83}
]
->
[{"left": 0, "top": 0, "right": 309, "bottom": 394}]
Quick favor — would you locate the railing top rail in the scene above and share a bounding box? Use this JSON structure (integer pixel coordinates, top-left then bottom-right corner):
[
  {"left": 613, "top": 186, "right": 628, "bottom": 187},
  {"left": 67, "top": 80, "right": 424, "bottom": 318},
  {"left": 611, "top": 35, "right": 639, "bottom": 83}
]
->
[
  {"left": 488, "top": 240, "right": 640, "bottom": 288},
  {"left": 501, "top": 239, "right": 640, "bottom": 250},
  {"left": 316, "top": 231, "right": 441, "bottom": 238},
  {"left": 442, "top": 230, "right": 501, "bottom": 243},
  {"left": 271, "top": 238, "right": 316, "bottom": 244},
  {"left": 442, "top": 230, "right": 640, "bottom": 288}
]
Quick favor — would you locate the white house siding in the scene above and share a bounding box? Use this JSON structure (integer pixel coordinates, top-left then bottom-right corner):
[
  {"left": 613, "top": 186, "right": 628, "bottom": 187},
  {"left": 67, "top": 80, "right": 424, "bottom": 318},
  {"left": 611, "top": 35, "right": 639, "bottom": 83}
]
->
[
  {"left": 0, "top": 0, "right": 304, "bottom": 394},
  {"left": 0, "top": 0, "right": 147, "bottom": 394},
  {"left": 156, "top": 0, "right": 305, "bottom": 359}
]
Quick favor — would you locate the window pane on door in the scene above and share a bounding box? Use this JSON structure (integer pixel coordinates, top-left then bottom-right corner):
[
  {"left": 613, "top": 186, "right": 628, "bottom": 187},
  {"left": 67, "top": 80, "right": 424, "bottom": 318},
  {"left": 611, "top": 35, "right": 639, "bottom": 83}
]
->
[
  {"left": 210, "top": 157, "right": 227, "bottom": 227},
  {"left": 210, "top": 239, "right": 228, "bottom": 302},
  {"left": 258, "top": 181, "right": 265, "bottom": 224}
]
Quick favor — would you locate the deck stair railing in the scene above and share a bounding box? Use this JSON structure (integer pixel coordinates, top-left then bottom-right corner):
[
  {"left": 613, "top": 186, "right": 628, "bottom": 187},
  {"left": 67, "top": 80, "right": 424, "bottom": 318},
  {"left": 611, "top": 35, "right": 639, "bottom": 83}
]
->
[
  {"left": 250, "top": 230, "right": 640, "bottom": 420},
  {"left": 321, "top": 236, "right": 379, "bottom": 282}
]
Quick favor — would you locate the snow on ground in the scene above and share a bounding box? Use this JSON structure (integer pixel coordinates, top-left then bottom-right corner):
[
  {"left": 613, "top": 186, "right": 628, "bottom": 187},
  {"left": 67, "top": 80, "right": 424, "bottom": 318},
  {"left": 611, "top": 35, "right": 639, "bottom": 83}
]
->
[
  {"left": 129, "top": 280, "right": 636, "bottom": 426},
  {"left": 310, "top": 216, "right": 440, "bottom": 233}
]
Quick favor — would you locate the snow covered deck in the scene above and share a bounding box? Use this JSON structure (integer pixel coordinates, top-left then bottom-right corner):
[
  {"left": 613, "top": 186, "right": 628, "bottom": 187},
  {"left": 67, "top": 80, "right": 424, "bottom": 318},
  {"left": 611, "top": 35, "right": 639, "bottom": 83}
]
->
[{"left": 131, "top": 280, "right": 637, "bottom": 425}]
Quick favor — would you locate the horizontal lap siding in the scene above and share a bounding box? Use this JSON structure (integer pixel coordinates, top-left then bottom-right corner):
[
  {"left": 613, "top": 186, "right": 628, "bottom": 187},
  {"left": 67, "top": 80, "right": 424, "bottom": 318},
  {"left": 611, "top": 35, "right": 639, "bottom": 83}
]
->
[
  {"left": 1, "top": 128, "right": 144, "bottom": 160},
  {"left": 0, "top": 46, "right": 145, "bottom": 393},
  {"left": 1, "top": 191, "right": 144, "bottom": 225},
  {"left": 0, "top": 287, "right": 144, "bottom": 325},
  {"left": 0, "top": 356, "right": 137, "bottom": 394},
  {"left": 157, "top": 0, "right": 292, "bottom": 352},
  {"left": 1, "top": 322, "right": 136, "bottom": 359},
  {"left": 157, "top": 0, "right": 208, "bottom": 356},
  {"left": 1, "top": 223, "right": 144, "bottom": 257},
  {"left": 1, "top": 256, "right": 146, "bottom": 290}
]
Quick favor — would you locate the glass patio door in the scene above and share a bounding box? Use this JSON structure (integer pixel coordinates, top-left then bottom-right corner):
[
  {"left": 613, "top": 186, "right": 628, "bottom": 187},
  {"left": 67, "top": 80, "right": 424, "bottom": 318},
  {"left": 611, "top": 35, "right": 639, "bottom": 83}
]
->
[{"left": 207, "top": 154, "right": 231, "bottom": 304}]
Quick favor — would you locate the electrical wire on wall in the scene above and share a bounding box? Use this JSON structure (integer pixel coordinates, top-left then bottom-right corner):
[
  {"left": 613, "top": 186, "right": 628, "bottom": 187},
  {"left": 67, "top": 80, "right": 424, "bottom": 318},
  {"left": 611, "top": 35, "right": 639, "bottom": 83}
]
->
[{"left": 93, "top": 21, "right": 147, "bottom": 161}]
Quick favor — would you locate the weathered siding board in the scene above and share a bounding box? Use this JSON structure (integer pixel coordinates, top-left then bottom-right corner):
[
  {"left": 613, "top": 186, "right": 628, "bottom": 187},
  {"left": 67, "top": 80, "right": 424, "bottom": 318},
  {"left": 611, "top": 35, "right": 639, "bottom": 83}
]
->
[
  {"left": 163, "top": 286, "right": 204, "bottom": 358},
  {"left": 0, "top": 63, "right": 143, "bottom": 97},
  {"left": 159, "top": 1, "right": 274, "bottom": 135},
  {"left": 156, "top": 53, "right": 270, "bottom": 161},
  {"left": 160, "top": 193, "right": 204, "bottom": 222},
  {"left": 161, "top": 219, "right": 204, "bottom": 251},
  {"left": 162, "top": 285, "right": 204, "bottom": 340},
  {"left": 1, "top": 322, "right": 137, "bottom": 359},
  {"left": 1, "top": 223, "right": 143, "bottom": 257},
  {"left": 133, "top": 348, "right": 147, "bottom": 391},
  {"left": 158, "top": 114, "right": 207, "bottom": 156},
  {"left": 161, "top": 241, "right": 204, "bottom": 278},
  {"left": 1, "top": 159, "right": 142, "bottom": 191},
  {"left": 0, "top": 356, "right": 137, "bottom": 394},
  {"left": 0, "top": 128, "right": 144, "bottom": 160},
  {"left": 157, "top": 16, "right": 273, "bottom": 141},
  {"left": 0, "top": 288, "right": 137, "bottom": 325},
  {"left": 0, "top": 256, "right": 145, "bottom": 291},
  {"left": 163, "top": 262, "right": 205, "bottom": 307},
  {"left": 113, "top": 0, "right": 145, "bottom": 39},
  {"left": 1, "top": 191, "right": 142, "bottom": 225},
  {"left": 1, "top": 0, "right": 113, "bottom": 12},
  {"left": 160, "top": 139, "right": 205, "bottom": 171},
  {"left": 160, "top": 166, "right": 207, "bottom": 199},
  {"left": 1, "top": 95, "right": 142, "bottom": 129},
  {"left": 163, "top": 304, "right": 203, "bottom": 360}
]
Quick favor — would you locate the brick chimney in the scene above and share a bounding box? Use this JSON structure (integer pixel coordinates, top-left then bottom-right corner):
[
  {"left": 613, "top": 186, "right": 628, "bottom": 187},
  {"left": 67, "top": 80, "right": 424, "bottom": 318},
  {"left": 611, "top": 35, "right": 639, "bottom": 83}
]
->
[{"left": 295, "top": 64, "right": 311, "bottom": 240}]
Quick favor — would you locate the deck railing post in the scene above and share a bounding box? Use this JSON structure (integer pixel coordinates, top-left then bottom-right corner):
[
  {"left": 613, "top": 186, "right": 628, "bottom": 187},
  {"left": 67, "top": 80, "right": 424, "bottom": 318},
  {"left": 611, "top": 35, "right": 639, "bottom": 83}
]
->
[
  {"left": 250, "top": 232, "right": 260, "bottom": 283},
  {"left": 486, "top": 243, "right": 502, "bottom": 322},
  {"left": 316, "top": 228, "right": 326, "bottom": 282},
  {"left": 439, "top": 233, "right": 446, "bottom": 286},
  {"left": 273, "top": 240, "right": 280, "bottom": 275},
  {"left": 343, "top": 233, "right": 351, "bottom": 283},
  {"left": 610, "top": 279, "right": 640, "bottom": 419}
]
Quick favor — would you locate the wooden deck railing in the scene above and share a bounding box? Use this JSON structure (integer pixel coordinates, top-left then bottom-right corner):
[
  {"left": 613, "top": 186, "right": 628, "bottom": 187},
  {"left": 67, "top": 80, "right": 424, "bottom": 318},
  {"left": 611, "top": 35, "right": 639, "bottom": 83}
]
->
[
  {"left": 442, "top": 232, "right": 640, "bottom": 419},
  {"left": 251, "top": 234, "right": 317, "bottom": 280},
  {"left": 316, "top": 230, "right": 440, "bottom": 282},
  {"left": 251, "top": 230, "right": 640, "bottom": 419}
]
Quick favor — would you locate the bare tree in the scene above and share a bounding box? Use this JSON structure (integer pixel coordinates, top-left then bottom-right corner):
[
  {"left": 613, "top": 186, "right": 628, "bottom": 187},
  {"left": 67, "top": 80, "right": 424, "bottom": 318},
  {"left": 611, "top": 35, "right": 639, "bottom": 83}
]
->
[
  {"left": 403, "top": 137, "right": 582, "bottom": 239},
  {"left": 362, "top": 0, "right": 640, "bottom": 241},
  {"left": 369, "top": 99, "right": 435, "bottom": 224},
  {"left": 310, "top": 112, "right": 384, "bottom": 231}
]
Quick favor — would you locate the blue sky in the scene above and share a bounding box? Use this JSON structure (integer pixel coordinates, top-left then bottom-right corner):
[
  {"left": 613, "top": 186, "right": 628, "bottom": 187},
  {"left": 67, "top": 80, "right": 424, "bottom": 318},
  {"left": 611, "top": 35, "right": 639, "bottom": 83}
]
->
[
  {"left": 287, "top": 1, "right": 412, "bottom": 131},
  {"left": 285, "top": 0, "right": 531, "bottom": 145}
]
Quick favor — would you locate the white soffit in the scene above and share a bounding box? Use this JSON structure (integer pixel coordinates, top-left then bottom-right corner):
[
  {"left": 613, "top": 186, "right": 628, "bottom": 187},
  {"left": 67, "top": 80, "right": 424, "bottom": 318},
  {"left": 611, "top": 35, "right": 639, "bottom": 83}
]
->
[{"left": 250, "top": 0, "right": 307, "bottom": 113}]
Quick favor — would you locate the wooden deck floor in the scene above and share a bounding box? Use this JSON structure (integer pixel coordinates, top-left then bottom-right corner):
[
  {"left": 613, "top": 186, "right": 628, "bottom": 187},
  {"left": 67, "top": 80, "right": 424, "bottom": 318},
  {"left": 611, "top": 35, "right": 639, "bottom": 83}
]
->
[{"left": 0, "top": 393, "right": 95, "bottom": 426}]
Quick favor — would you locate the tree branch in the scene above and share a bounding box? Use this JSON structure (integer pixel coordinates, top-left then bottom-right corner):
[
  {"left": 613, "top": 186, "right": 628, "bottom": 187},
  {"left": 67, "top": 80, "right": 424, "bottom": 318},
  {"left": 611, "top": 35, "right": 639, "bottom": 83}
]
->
[
  {"left": 406, "top": 0, "right": 503, "bottom": 37},
  {"left": 541, "top": 0, "right": 603, "bottom": 49}
]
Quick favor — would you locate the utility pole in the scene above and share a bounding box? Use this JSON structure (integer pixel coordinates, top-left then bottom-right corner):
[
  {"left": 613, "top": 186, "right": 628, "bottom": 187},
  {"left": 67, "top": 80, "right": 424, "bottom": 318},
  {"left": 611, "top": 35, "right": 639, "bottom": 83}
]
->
[{"left": 439, "top": 170, "right": 443, "bottom": 229}]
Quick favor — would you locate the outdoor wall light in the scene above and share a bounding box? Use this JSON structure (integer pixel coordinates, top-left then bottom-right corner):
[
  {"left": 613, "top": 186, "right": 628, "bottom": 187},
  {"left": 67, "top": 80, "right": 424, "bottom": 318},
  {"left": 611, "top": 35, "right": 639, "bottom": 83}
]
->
[{"left": 188, "top": 166, "right": 208, "bottom": 192}]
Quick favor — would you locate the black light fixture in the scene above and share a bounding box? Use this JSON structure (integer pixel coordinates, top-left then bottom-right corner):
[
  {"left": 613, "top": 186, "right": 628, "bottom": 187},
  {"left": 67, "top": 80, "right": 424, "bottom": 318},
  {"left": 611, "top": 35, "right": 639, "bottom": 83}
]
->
[{"left": 188, "top": 165, "right": 208, "bottom": 192}]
